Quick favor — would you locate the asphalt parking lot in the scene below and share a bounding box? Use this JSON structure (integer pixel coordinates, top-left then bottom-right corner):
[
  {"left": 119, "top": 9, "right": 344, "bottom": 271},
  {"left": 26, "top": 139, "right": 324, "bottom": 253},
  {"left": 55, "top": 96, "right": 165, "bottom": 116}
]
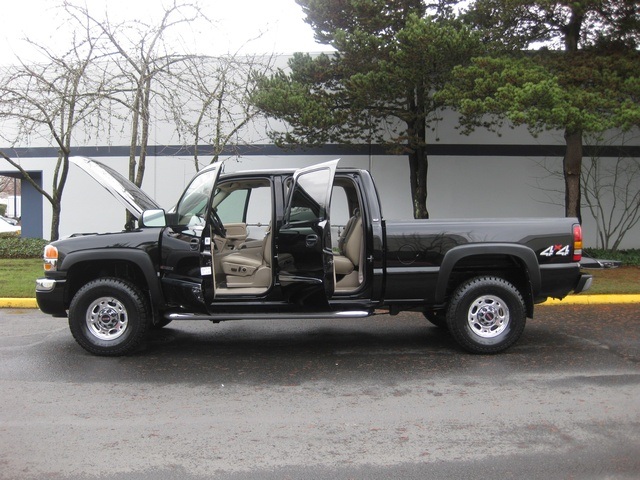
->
[{"left": 1, "top": 304, "right": 639, "bottom": 479}]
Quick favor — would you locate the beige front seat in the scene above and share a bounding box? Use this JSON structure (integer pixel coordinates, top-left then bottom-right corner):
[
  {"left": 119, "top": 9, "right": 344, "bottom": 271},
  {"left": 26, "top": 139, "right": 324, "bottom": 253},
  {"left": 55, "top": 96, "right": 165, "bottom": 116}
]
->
[
  {"left": 222, "top": 231, "right": 273, "bottom": 288},
  {"left": 334, "top": 209, "right": 363, "bottom": 289}
]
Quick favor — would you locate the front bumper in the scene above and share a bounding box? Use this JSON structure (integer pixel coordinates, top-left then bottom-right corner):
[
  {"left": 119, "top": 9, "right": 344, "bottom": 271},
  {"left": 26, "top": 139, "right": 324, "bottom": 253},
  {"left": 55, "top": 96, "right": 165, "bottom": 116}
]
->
[{"left": 36, "top": 277, "right": 68, "bottom": 317}]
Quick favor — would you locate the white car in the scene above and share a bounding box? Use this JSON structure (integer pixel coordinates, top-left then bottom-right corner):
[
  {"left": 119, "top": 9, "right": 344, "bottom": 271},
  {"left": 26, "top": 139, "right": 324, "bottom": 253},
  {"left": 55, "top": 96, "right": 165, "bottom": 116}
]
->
[
  {"left": 0, "top": 215, "right": 18, "bottom": 225},
  {"left": 0, "top": 216, "right": 20, "bottom": 234}
]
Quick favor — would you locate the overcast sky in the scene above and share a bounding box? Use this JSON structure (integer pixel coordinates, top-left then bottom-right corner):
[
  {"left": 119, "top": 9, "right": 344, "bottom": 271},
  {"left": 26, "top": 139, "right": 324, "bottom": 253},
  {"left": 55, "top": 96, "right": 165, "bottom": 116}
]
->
[{"left": 0, "top": 0, "right": 334, "bottom": 65}]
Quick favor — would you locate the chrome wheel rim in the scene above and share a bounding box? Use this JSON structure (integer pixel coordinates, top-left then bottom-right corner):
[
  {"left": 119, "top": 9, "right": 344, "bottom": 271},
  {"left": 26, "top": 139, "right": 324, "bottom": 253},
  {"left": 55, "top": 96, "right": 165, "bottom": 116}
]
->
[
  {"left": 86, "top": 297, "right": 128, "bottom": 341},
  {"left": 467, "top": 295, "right": 509, "bottom": 338}
]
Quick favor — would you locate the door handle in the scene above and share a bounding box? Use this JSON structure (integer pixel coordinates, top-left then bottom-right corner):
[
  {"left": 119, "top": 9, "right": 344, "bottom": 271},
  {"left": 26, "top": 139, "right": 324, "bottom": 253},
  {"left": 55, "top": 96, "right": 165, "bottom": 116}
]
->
[
  {"left": 305, "top": 234, "right": 318, "bottom": 247},
  {"left": 190, "top": 238, "right": 200, "bottom": 251}
]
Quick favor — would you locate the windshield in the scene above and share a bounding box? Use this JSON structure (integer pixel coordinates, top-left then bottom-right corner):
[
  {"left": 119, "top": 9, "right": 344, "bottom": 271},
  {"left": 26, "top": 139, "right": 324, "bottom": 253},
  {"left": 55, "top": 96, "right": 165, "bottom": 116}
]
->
[{"left": 175, "top": 168, "right": 219, "bottom": 227}]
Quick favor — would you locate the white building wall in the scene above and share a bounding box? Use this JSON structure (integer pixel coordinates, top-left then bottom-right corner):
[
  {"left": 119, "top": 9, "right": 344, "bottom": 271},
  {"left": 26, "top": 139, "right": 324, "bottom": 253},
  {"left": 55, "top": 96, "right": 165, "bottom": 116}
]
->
[{"left": 39, "top": 149, "right": 637, "bottom": 250}]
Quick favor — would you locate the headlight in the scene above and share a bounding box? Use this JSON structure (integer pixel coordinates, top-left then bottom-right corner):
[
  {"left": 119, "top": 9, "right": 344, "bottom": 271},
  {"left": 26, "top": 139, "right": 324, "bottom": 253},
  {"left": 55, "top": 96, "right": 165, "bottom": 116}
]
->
[{"left": 43, "top": 245, "right": 58, "bottom": 272}]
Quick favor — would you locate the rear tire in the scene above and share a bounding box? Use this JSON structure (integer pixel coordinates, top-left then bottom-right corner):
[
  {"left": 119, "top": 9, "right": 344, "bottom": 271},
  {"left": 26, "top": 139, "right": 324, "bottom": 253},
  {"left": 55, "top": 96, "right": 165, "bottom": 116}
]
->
[
  {"left": 68, "top": 278, "right": 150, "bottom": 356},
  {"left": 446, "top": 276, "right": 526, "bottom": 354}
]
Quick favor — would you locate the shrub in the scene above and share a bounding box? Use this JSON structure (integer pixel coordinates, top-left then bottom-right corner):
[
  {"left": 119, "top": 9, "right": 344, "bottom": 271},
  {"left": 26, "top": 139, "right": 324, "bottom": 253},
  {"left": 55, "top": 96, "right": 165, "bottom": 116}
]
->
[{"left": 0, "top": 236, "right": 49, "bottom": 259}]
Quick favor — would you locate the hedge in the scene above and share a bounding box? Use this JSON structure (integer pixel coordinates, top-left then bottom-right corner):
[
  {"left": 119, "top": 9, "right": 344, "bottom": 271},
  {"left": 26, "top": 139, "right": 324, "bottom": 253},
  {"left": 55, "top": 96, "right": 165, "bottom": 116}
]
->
[{"left": 0, "top": 235, "right": 49, "bottom": 259}]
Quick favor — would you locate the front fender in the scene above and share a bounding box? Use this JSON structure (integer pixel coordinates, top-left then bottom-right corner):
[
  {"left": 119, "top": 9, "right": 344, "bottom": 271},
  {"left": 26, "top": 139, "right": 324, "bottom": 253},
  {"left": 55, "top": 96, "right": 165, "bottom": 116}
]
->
[{"left": 60, "top": 248, "right": 164, "bottom": 313}]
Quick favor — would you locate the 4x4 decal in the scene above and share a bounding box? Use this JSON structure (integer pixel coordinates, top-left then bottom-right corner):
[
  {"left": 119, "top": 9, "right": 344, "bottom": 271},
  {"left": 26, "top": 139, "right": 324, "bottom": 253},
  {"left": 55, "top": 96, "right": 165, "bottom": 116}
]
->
[{"left": 540, "top": 244, "right": 570, "bottom": 257}]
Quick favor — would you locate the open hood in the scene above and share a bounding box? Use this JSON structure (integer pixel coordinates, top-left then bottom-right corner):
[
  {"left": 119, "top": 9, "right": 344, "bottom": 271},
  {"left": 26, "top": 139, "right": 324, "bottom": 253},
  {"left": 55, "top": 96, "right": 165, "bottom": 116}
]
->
[{"left": 70, "top": 156, "right": 161, "bottom": 219}]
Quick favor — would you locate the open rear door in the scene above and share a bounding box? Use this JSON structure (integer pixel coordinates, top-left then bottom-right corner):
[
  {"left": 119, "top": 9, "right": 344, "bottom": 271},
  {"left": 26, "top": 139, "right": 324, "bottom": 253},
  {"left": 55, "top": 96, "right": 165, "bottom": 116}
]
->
[{"left": 278, "top": 160, "right": 339, "bottom": 306}]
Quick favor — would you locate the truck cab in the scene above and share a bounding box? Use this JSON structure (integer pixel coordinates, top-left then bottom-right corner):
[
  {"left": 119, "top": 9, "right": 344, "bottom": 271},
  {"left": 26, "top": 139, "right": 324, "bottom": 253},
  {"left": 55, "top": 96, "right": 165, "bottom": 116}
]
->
[{"left": 152, "top": 159, "right": 382, "bottom": 317}]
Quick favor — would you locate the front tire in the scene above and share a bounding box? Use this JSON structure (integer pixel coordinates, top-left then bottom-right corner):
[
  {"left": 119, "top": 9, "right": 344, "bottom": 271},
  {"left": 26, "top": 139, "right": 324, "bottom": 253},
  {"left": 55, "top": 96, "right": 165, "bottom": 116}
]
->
[
  {"left": 446, "top": 276, "right": 526, "bottom": 354},
  {"left": 68, "top": 278, "right": 150, "bottom": 356}
]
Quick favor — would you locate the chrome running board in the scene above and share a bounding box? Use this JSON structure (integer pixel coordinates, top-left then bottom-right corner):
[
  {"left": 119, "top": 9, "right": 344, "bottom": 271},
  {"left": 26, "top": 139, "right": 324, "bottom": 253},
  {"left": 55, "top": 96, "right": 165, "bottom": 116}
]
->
[{"left": 166, "top": 310, "right": 372, "bottom": 321}]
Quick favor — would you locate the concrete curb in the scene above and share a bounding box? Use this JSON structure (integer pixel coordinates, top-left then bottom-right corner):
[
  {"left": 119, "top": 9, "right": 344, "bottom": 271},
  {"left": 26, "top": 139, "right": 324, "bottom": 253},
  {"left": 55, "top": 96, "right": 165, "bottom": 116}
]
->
[
  {"left": 0, "top": 298, "right": 39, "bottom": 308},
  {"left": 542, "top": 294, "right": 640, "bottom": 305},
  {"left": 1, "top": 295, "right": 639, "bottom": 309}
]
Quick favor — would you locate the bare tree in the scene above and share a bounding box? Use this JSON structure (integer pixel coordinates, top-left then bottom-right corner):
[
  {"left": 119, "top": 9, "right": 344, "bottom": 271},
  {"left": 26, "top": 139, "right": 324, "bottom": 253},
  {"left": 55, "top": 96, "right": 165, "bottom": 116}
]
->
[
  {"left": 582, "top": 133, "right": 640, "bottom": 251},
  {"left": 0, "top": 23, "right": 107, "bottom": 240},
  {"left": 64, "top": 1, "right": 208, "bottom": 228},
  {"left": 0, "top": 176, "right": 13, "bottom": 195},
  {"left": 532, "top": 131, "right": 640, "bottom": 251},
  {"left": 167, "top": 53, "right": 276, "bottom": 171}
]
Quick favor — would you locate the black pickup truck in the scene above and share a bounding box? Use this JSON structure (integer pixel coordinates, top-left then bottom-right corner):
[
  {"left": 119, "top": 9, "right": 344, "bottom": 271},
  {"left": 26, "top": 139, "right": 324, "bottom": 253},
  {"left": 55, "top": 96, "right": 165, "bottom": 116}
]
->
[{"left": 36, "top": 157, "right": 592, "bottom": 356}]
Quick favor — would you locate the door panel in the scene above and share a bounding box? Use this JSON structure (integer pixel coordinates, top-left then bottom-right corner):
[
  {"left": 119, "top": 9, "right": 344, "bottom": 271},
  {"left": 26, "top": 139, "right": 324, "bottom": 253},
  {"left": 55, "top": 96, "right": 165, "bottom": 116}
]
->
[
  {"left": 159, "top": 227, "right": 208, "bottom": 312},
  {"left": 278, "top": 160, "right": 339, "bottom": 305},
  {"left": 224, "top": 223, "right": 248, "bottom": 241},
  {"left": 158, "top": 164, "right": 223, "bottom": 311},
  {"left": 191, "top": 165, "right": 223, "bottom": 307}
]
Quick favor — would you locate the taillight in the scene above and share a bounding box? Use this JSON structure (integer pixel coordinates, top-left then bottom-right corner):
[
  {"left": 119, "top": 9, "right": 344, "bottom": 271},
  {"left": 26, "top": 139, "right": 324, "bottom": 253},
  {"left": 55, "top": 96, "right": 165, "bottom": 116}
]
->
[
  {"left": 43, "top": 244, "right": 58, "bottom": 271},
  {"left": 572, "top": 224, "right": 583, "bottom": 262}
]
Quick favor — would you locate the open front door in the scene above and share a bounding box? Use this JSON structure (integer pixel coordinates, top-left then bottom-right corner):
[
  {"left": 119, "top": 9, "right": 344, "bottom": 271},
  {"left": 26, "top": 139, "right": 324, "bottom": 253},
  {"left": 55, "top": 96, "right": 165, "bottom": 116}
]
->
[
  {"left": 278, "top": 160, "right": 338, "bottom": 306},
  {"left": 188, "top": 163, "right": 223, "bottom": 307}
]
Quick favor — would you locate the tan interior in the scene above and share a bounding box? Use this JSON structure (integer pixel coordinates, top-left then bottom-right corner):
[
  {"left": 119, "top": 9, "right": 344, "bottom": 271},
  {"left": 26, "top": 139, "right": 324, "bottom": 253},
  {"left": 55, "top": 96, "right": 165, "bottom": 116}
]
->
[
  {"left": 212, "top": 179, "right": 364, "bottom": 296},
  {"left": 214, "top": 229, "right": 273, "bottom": 295},
  {"left": 333, "top": 208, "right": 363, "bottom": 292}
]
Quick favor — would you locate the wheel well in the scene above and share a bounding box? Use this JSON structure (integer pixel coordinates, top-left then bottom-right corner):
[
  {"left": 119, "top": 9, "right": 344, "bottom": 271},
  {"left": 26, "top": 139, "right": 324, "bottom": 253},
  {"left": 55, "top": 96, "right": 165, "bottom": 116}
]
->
[
  {"left": 444, "top": 254, "right": 534, "bottom": 317},
  {"left": 65, "top": 260, "right": 149, "bottom": 308}
]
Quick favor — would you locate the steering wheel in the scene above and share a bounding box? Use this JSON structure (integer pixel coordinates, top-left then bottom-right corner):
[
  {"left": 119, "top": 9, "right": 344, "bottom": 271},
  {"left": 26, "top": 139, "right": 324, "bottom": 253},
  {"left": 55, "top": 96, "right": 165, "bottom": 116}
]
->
[{"left": 209, "top": 209, "right": 226, "bottom": 237}]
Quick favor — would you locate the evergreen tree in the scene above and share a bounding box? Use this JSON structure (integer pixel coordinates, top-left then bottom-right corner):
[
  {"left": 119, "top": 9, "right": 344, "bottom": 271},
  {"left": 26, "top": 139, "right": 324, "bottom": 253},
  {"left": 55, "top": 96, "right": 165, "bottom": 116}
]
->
[
  {"left": 253, "top": 0, "right": 482, "bottom": 218},
  {"left": 443, "top": 0, "right": 640, "bottom": 221}
]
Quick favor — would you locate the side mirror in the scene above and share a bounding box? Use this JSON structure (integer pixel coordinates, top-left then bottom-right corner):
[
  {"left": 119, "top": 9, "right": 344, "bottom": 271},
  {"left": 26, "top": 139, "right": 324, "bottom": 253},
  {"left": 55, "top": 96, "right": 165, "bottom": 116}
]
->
[{"left": 141, "top": 209, "right": 167, "bottom": 227}]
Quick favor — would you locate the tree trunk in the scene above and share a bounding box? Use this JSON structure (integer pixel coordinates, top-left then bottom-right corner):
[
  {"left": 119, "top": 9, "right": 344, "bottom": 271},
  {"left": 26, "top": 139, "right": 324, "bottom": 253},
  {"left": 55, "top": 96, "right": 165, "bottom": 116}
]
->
[
  {"left": 135, "top": 75, "right": 152, "bottom": 188},
  {"left": 561, "top": 5, "right": 584, "bottom": 223},
  {"left": 50, "top": 203, "right": 61, "bottom": 241},
  {"left": 563, "top": 129, "right": 583, "bottom": 222},
  {"left": 49, "top": 152, "right": 71, "bottom": 241},
  {"left": 125, "top": 89, "right": 142, "bottom": 231},
  {"left": 406, "top": 79, "right": 429, "bottom": 219},
  {"left": 409, "top": 148, "right": 429, "bottom": 219}
]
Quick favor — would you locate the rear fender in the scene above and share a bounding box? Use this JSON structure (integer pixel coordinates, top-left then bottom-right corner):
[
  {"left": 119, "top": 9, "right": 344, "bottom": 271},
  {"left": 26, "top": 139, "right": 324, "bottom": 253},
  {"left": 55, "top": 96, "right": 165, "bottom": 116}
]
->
[{"left": 436, "top": 244, "right": 540, "bottom": 315}]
